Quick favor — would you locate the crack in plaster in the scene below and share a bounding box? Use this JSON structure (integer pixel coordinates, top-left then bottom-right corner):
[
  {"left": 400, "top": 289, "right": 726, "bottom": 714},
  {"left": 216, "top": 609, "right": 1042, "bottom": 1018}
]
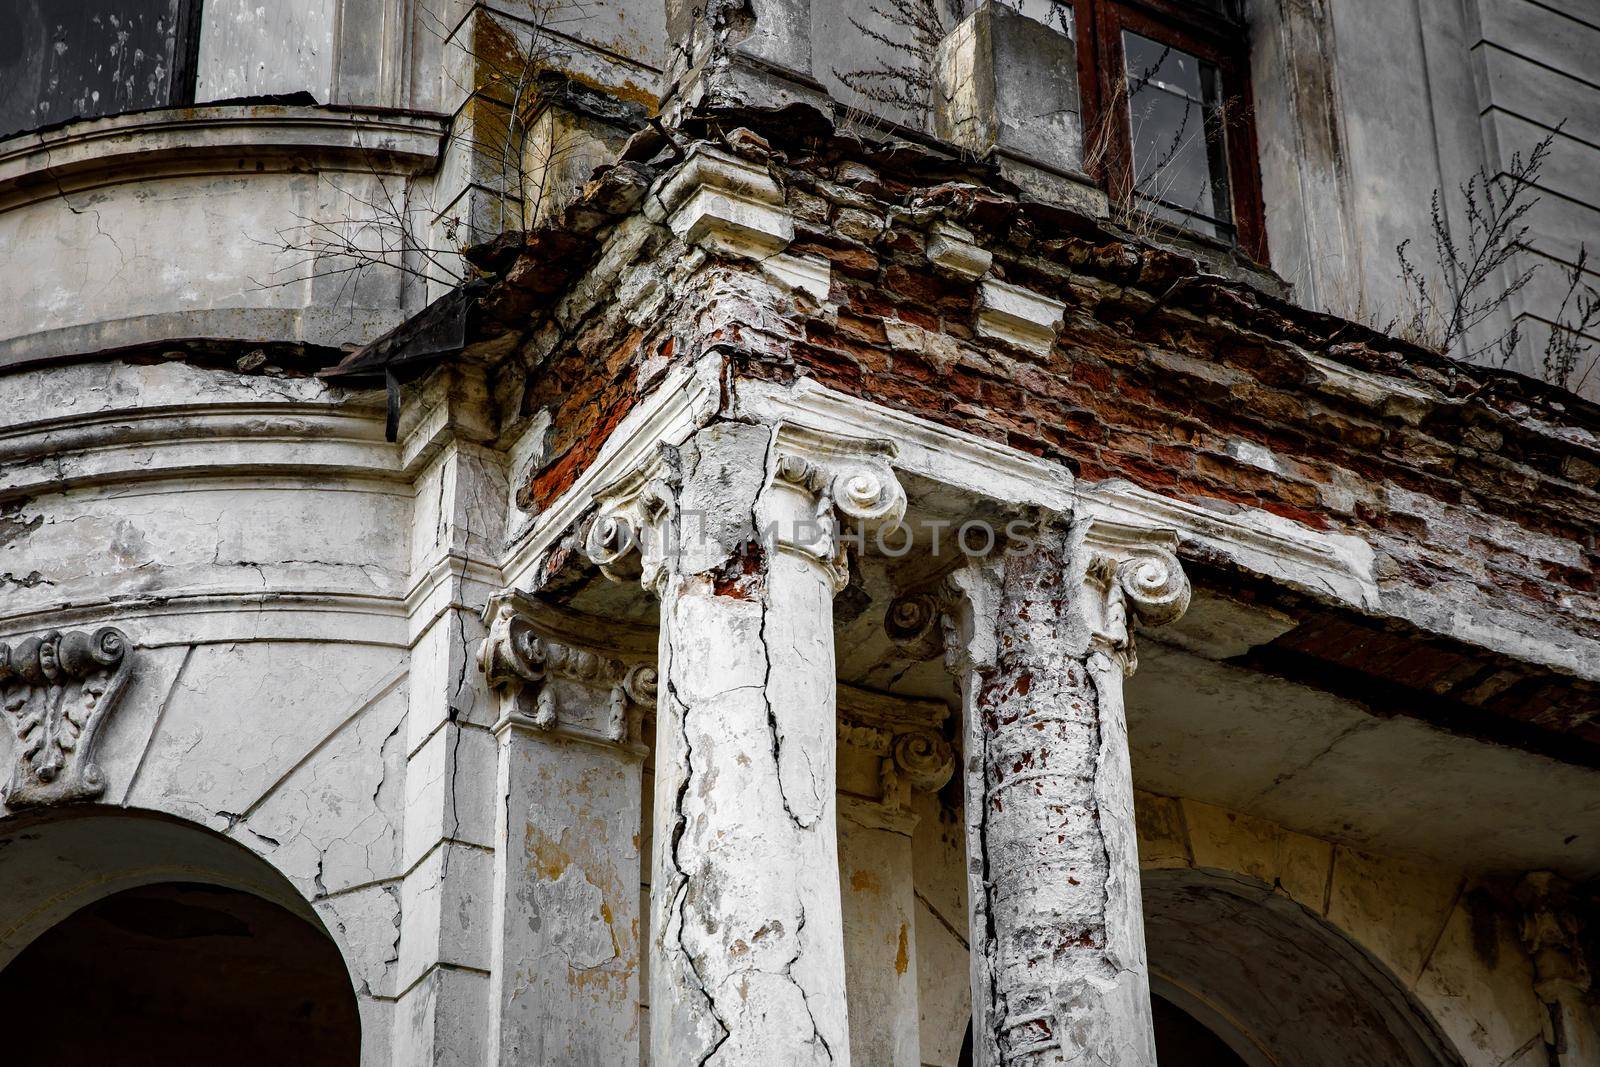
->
[{"left": 661, "top": 625, "right": 733, "bottom": 1067}]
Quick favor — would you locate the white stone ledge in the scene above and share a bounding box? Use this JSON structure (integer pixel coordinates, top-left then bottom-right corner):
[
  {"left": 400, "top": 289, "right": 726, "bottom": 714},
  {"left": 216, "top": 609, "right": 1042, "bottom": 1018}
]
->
[
  {"left": 0, "top": 590, "right": 410, "bottom": 647},
  {"left": 0, "top": 104, "right": 448, "bottom": 206},
  {"left": 925, "top": 221, "right": 992, "bottom": 280},
  {"left": 0, "top": 309, "right": 417, "bottom": 377}
]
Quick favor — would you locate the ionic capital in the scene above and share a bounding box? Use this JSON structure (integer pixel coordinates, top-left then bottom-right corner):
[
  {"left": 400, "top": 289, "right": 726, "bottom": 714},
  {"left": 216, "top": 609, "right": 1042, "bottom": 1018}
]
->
[
  {"left": 0, "top": 626, "right": 134, "bottom": 809},
  {"left": 1078, "top": 521, "right": 1191, "bottom": 676},
  {"left": 885, "top": 516, "right": 1191, "bottom": 678},
  {"left": 837, "top": 687, "right": 955, "bottom": 813},
  {"left": 581, "top": 467, "right": 678, "bottom": 597},
  {"left": 478, "top": 592, "right": 655, "bottom": 750},
  {"left": 765, "top": 433, "right": 907, "bottom": 591},
  {"left": 579, "top": 424, "right": 908, "bottom": 596}
]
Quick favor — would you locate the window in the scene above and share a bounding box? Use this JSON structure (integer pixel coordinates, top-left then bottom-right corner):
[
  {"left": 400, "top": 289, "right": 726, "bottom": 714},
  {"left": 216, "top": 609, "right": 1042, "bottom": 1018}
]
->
[
  {"left": 1018, "top": 0, "right": 1266, "bottom": 260},
  {"left": 0, "top": 0, "right": 203, "bottom": 139}
]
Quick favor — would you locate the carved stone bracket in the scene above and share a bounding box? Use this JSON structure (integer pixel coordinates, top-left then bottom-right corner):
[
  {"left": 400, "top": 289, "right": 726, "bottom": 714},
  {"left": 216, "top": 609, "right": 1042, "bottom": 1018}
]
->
[
  {"left": 0, "top": 627, "right": 133, "bottom": 809},
  {"left": 478, "top": 593, "right": 655, "bottom": 750},
  {"left": 837, "top": 687, "right": 955, "bottom": 813}
]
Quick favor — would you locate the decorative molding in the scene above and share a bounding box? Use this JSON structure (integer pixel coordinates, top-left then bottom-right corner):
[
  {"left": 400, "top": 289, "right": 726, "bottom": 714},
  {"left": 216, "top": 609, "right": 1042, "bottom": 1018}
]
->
[
  {"left": 976, "top": 278, "right": 1065, "bottom": 356},
  {"left": 925, "top": 221, "right": 993, "bottom": 281},
  {"left": 0, "top": 104, "right": 447, "bottom": 210},
  {"left": 0, "top": 627, "right": 133, "bottom": 809},
  {"left": 478, "top": 592, "right": 654, "bottom": 749},
  {"left": 734, "top": 376, "right": 1075, "bottom": 512}
]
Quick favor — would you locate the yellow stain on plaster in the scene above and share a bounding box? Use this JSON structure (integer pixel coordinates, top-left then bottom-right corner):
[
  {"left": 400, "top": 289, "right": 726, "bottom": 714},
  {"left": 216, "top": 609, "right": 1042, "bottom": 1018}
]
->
[
  {"left": 525, "top": 823, "right": 572, "bottom": 880},
  {"left": 895, "top": 923, "right": 909, "bottom": 975}
]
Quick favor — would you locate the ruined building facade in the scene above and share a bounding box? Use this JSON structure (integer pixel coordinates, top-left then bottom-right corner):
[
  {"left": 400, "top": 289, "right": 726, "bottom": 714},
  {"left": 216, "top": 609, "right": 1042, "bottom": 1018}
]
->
[{"left": 2, "top": 1, "right": 1599, "bottom": 1065}]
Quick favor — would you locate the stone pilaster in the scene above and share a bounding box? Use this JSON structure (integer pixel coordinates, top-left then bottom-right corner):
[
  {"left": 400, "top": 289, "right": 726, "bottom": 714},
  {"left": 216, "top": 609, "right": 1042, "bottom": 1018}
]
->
[
  {"left": 836, "top": 689, "right": 956, "bottom": 1067},
  {"left": 478, "top": 592, "right": 654, "bottom": 1065},
  {"left": 585, "top": 420, "right": 907, "bottom": 1066},
  {"left": 1517, "top": 871, "right": 1600, "bottom": 1067},
  {"left": 936, "top": 515, "right": 1189, "bottom": 1066}
]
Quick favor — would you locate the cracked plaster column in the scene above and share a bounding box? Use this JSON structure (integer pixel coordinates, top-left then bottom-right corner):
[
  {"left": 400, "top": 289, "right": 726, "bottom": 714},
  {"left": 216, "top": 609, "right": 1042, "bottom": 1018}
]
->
[
  {"left": 478, "top": 592, "right": 655, "bottom": 1065},
  {"left": 924, "top": 515, "right": 1189, "bottom": 1066},
  {"left": 584, "top": 421, "right": 908, "bottom": 1066}
]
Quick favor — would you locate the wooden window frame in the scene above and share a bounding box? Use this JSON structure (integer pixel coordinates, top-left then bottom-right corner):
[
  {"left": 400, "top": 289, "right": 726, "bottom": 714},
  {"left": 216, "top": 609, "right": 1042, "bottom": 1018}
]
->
[{"left": 1072, "top": 0, "right": 1269, "bottom": 262}]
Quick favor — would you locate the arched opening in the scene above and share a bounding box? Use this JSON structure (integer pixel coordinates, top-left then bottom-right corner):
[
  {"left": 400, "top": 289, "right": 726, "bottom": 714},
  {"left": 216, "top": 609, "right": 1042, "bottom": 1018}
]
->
[
  {"left": 950, "top": 869, "right": 1465, "bottom": 1065},
  {"left": 1143, "top": 868, "right": 1466, "bottom": 1067},
  {"left": 0, "top": 882, "right": 359, "bottom": 1066},
  {"left": 0, "top": 807, "right": 360, "bottom": 1066}
]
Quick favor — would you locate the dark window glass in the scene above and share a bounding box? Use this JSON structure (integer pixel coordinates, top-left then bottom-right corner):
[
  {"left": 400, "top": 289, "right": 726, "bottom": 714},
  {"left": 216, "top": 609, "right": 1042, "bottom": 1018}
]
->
[
  {"left": 1070, "top": 0, "right": 1267, "bottom": 260},
  {"left": 0, "top": 0, "right": 200, "bottom": 139},
  {"left": 1123, "top": 31, "right": 1233, "bottom": 240}
]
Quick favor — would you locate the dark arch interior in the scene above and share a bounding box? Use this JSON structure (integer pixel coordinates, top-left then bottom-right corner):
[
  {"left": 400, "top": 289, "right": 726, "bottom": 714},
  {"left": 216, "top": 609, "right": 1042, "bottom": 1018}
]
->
[
  {"left": 1152, "top": 994, "right": 1249, "bottom": 1066},
  {"left": 0, "top": 881, "right": 359, "bottom": 1067}
]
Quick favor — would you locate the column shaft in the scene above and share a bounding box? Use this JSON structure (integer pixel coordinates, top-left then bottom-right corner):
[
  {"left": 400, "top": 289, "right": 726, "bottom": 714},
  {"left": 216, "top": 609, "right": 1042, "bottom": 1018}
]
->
[
  {"left": 647, "top": 423, "right": 855, "bottom": 1065},
  {"left": 951, "top": 518, "right": 1187, "bottom": 1066}
]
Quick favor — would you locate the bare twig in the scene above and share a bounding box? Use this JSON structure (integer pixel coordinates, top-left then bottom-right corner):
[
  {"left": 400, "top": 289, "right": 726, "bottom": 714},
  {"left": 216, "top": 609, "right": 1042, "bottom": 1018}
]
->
[{"left": 254, "top": 2, "right": 597, "bottom": 301}]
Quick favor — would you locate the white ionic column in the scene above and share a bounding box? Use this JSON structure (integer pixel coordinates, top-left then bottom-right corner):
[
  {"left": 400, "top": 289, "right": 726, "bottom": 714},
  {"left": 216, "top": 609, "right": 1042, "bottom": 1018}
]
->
[
  {"left": 941, "top": 516, "right": 1189, "bottom": 1066},
  {"left": 584, "top": 421, "right": 907, "bottom": 1066},
  {"left": 478, "top": 593, "right": 654, "bottom": 1066}
]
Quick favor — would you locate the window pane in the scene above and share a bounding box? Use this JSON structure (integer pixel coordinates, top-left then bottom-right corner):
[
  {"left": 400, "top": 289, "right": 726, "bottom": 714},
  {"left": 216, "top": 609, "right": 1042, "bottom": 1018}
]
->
[
  {"left": 0, "top": 0, "right": 189, "bottom": 139},
  {"left": 1122, "top": 30, "right": 1233, "bottom": 240}
]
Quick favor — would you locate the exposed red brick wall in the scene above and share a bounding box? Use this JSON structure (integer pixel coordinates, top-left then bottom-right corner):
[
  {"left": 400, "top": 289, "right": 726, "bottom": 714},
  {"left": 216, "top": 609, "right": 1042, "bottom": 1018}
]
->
[{"left": 499, "top": 130, "right": 1600, "bottom": 654}]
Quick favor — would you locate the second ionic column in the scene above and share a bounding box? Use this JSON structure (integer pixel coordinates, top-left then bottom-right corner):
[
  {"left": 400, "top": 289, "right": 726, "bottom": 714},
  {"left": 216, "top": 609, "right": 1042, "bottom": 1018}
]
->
[{"left": 941, "top": 515, "right": 1190, "bottom": 1067}]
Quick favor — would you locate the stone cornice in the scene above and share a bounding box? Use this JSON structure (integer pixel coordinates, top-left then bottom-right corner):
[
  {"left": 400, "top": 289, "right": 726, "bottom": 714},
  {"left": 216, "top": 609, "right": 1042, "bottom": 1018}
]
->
[{"left": 0, "top": 104, "right": 448, "bottom": 209}]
